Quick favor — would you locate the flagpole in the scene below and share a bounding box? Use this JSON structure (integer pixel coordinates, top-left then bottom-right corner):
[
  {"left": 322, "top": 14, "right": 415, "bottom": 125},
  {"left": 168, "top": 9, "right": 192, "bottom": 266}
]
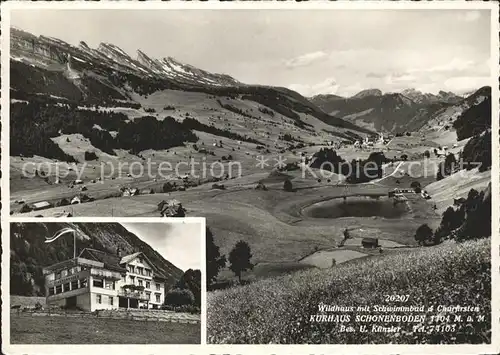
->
[{"left": 74, "top": 229, "right": 76, "bottom": 260}]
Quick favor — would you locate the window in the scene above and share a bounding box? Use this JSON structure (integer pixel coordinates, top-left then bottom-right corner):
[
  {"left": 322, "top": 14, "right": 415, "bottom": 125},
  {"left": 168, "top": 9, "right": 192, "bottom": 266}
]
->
[
  {"left": 121, "top": 275, "right": 126, "bottom": 283},
  {"left": 145, "top": 269, "right": 151, "bottom": 276},
  {"left": 155, "top": 294, "right": 161, "bottom": 303},
  {"left": 146, "top": 292, "right": 151, "bottom": 300},
  {"left": 93, "top": 279, "right": 104, "bottom": 288},
  {"left": 71, "top": 280, "right": 78, "bottom": 290},
  {"left": 138, "top": 280, "right": 143, "bottom": 287},
  {"left": 137, "top": 267, "right": 143, "bottom": 275},
  {"left": 146, "top": 281, "right": 150, "bottom": 289},
  {"left": 109, "top": 296, "right": 114, "bottom": 306},
  {"left": 105, "top": 280, "right": 115, "bottom": 290},
  {"left": 49, "top": 287, "right": 55, "bottom": 296},
  {"left": 155, "top": 283, "right": 160, "bottom": 291},
  {"left": 130, "top": 276, "right": 135, "bottom": 285},
  {"left": 81, "top": 278, "right": 88, "bottom": 288},
  {"left": 55, "top": 285, "right": 62, "bottom": 294},
  {"left": 128, "top": 265, "right": 135, "bottom": 273},
  {"left": 96, "top": 294, "right": 102, "bottom": 304},
  {"left": 64, "top": 282, "right": 70, "bottom": 292}
]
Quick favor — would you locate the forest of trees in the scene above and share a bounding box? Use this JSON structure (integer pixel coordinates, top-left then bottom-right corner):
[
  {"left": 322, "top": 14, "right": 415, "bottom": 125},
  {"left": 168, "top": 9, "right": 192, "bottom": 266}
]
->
[
  {"left": 436, "top": 129, "right": 491, "bottom": 181},
  {"left": 11, "top": 61, "right": 84, "bottom": 102},
  {"left": 461, "top": 130, "right": 491, "bottom": 172},
  {"left": 310, "top": 148, "right": 390, "bottom": 183},
  {"left": 12, "top": 97, "right": 283, "bottom": 161},
  {"left": 436, "top": 153, "right": 458, "bottom": 180},
  {"left": 164, "top": 268, "right": 201, "bottom": 310},
  {"left": 11, "top": 102, "right": 198, "bottom": 160},
  {"left": 453, "top": 95, "right": 491, "bottom": 141},
  {"left": 181, "top": 117, "right": 263, "bottom": 145},
  {"left": 416, "top": 184, "right": 491, "bottom": 245},
  {"left": 216, "top": 99, "right": 255, "bottom": 119},
  {"left": 206, "top": 228, "right": 226, "bottom": 289},
  {"left": 116, "top": 116, "right": 197, "bottom": 154}
]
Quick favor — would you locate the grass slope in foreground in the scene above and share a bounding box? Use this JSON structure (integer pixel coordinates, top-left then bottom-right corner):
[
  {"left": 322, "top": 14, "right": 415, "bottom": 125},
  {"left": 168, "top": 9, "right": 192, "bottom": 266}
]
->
[
  {"left": 208, "top": 237, "right": 490, "bottom": 344},
  {"left": 11, "top": 314, "right": 200, "bottom": 344}
]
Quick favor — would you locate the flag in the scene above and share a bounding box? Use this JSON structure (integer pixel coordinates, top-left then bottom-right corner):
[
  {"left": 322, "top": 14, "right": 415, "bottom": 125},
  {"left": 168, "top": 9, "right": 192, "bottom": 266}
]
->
[{"left": 45, "top": 227, "right": 75, "bottom": 243}]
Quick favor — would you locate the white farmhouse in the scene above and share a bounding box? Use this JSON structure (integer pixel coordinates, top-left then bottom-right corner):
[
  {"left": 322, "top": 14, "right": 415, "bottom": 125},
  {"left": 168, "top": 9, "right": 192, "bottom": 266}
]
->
[{"left": 43, "top": 249, "right": 168, "bottom": 311}]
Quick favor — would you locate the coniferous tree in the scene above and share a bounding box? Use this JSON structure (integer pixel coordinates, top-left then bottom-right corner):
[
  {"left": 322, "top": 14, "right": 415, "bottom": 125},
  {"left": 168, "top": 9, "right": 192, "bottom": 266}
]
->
[{"left": 228, "top": 241, "right": 253, "bottom": 284}]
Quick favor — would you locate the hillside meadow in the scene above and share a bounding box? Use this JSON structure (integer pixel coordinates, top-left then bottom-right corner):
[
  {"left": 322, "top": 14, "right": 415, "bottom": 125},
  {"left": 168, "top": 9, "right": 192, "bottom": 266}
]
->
[{"left": 207, "top": 237, "right": 491, "bottom": 344}]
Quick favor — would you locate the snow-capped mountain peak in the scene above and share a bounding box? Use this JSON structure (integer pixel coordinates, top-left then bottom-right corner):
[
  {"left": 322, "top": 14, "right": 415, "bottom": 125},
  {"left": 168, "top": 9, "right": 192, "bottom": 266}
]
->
[
  {"left": 154, "top": 56, "right": 240, "bottom": 87},
  {"left": 97, "top": 42, "right": 150, "bottom": 73},
  {"left": 10, "top": 26, "right": 241, "bottom": 88},
  {"left": 401, "top": 88, "right": 461, "bottom": 104}
]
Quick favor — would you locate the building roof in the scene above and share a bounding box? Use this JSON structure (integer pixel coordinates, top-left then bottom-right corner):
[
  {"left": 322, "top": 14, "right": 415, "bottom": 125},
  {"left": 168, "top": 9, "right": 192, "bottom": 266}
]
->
[
  {"left": 32, "top": 201, "right": 51, "bottom": 209},
  {"left": 79, "top": 248, "right": 127, "bottom": 273},
  {"left": 120, "top": 252, "right": 142, "bottom": 265},
  {"left": 120, "top": 251, "right": 169, "bottom": 281}
]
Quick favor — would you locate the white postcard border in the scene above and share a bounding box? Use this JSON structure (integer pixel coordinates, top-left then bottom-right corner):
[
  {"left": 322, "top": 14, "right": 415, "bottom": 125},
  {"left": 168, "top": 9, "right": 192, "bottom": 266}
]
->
[{"left": 1, "top": 1, "right": 498, "bottom": 354}]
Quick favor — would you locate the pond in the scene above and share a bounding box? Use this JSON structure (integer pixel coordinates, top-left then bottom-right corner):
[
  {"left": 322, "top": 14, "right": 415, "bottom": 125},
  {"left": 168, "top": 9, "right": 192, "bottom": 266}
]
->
[{"left": 302, "top": 195, "right": 409, "bottom": 219}]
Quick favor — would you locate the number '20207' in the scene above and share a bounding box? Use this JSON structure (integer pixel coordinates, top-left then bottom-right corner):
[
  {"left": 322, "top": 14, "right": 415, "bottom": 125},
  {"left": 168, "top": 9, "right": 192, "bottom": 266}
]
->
[{"left": 385, "top": 294, "right": 410, "bottom": 302}]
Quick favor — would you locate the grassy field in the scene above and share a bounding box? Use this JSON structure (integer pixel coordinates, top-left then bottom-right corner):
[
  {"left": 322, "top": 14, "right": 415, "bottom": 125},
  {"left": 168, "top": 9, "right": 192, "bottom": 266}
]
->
[
  {"left": 10, "top": 314, "right": 200, "bottom": 344},
  {"left": 13, "top": 158, "right": 445, "bottom": 291},
  {"left": 425, "top": 167, "right": 491, "bottom": 215},
  {"left": 207, "top": 237, "right": 491, "bottom": 344}
]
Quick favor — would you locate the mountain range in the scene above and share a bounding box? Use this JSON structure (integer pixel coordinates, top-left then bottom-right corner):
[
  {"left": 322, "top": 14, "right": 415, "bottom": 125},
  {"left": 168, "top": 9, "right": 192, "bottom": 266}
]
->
[
  {"left": 310, "top": 86, "right": 487, "bottom": 133},
  {"left": 9, "top": 26, "right": 490, "bottom": 163},
  {"left": 10, "top": 27, "right": 374, "bottom": 161},
  {"left": 10, "top": 222, "right": 184, "bottom": 296}
]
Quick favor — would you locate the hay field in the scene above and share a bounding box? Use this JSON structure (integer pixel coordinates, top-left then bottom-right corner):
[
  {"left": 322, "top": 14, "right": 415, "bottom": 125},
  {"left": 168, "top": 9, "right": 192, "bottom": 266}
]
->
[{"left": 207, "top": 237, "right": 491, "bottom": 344}]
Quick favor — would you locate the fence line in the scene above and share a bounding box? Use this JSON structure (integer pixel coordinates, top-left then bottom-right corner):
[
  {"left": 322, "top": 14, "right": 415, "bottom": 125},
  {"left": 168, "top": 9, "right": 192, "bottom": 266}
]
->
[{"left": 11, "top": 308, "right": 200, "bottom": 324}]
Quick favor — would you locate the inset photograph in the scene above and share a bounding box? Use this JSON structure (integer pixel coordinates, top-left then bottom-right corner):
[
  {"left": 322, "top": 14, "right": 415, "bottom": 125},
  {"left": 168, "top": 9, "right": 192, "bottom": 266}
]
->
[
  {"left": 8, "top": 220, "right": 203, "bottom": 344},
  {"left": 2, "top": 2, "right": 497, "bottom": 350}
]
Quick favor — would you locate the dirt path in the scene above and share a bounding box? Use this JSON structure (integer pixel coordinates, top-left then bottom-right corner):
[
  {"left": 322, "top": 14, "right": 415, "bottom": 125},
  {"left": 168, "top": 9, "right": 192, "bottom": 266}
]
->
[{"left": 372, "top": 161, "right": 405, "bottom": 184}]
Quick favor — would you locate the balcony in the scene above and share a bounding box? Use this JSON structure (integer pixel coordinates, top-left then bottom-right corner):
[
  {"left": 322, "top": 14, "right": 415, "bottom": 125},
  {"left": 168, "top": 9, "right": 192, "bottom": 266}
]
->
[
  {"left": 126, "top": 270, "right": 153, "bottom": 279},
  {"left": 43, "top": 257, "right": 103, "bottom": 275},
  {"left": 46, "top": 270, "right": 90, "bottom": 288},
  {"left": 90, "top": 268, "right": 122, "bottom": 280},
  {"left": 118, "top": 289, "right": 149, "bottom": 301}
]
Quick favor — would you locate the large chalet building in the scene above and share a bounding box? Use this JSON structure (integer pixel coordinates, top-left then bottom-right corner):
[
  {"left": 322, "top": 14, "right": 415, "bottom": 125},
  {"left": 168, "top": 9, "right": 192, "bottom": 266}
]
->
[{"left": 43, "top": 248, "right": 169, "bottom": 311}]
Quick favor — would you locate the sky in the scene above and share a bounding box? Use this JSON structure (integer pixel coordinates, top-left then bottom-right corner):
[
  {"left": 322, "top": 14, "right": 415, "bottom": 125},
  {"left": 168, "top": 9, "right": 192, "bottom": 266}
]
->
[
  {"left": 121, "top": 222, "right": 202, "bottom": 272},
  {"left": 11, "top": 9, "right": 492, "bottom": 97}
]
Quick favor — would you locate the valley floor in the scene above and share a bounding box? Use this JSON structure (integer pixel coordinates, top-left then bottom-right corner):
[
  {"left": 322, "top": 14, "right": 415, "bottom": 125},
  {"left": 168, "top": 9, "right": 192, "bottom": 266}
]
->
[{"left": 10, "top": 141, "right": 491, "bottom": 278}]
